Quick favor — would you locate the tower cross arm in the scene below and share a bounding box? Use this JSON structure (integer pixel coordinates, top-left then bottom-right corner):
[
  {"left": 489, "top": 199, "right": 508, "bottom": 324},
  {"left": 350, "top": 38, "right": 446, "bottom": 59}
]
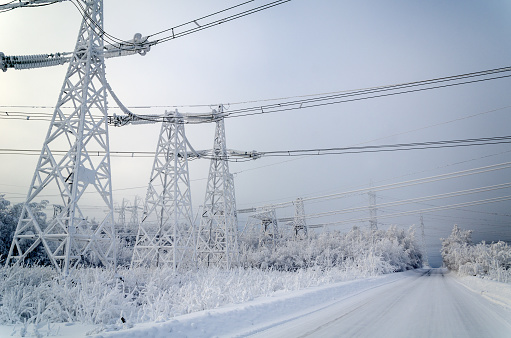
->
[
  {"left": 0, "top": 52, "right": 71, "bottom": 72},
  {"left": 1, "top": 34, "right": 151, "bottom": 72}
]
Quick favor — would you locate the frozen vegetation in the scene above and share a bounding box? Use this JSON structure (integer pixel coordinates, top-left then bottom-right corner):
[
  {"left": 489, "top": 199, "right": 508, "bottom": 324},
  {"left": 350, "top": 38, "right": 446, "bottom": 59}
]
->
[
  {"left": 0, "top": 225, "right": 422, "bottom": 326},
  {"left": 0, "top": 193, "right": 424, "bottom": 330},
  {"left": 441, "top": 224, "right": 511, "bottom": 283},
  {"left": 3, "top": 195, "right": 510, "bottom": 337}
]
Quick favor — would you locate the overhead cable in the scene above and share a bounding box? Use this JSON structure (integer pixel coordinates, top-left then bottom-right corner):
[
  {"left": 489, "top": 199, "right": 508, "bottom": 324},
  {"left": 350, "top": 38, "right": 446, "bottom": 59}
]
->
[
  {"left": 1, "top": 135, "right": 510, "bottom": 159},
  {"left": 308, "top": 195, "right": 511, "bottom": 228},
  {"left": 301, "top": 183, "right": 511, "bottom": 220}
]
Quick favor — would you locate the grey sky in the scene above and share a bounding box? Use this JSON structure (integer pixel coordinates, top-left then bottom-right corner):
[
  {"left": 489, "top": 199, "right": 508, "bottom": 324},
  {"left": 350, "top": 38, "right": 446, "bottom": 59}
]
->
[{"left": 1, "top": 0, "right": 510, "bottom": 267}]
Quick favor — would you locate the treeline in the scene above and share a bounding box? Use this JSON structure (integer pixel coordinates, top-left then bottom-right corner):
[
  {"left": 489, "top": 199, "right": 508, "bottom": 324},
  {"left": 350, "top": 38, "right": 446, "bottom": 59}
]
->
[
  {"left": 1, "top": 195, "right": 424, "bottom": 273},
  {"left": 241, "top": 226, "right": 423, "bottom": 273},
  {"left": 441, "top": 224, "right": 511, "bottom": 283},
  {"left": 0, "top": 226, "right": 423, "bottom": 326}
]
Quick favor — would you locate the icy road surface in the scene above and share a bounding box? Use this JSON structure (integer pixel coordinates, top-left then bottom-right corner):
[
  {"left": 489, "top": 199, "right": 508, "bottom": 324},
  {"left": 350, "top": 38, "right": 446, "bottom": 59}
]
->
[
  {"left": 99, "top": 268, "right": 511, "bottom": 338},
  {"left": 245, "top": 268, "right": 511, "bottom": 338}
]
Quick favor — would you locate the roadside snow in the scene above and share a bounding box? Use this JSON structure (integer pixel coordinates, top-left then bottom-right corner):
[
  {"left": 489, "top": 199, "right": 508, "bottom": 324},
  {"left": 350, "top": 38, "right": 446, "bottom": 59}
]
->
[
  {"left": 454, "top": 274, "right": 511, "bottom": 309},
  {"left": 3, "top": 269, "right": 510, "bottom": 337},
  {"left": 98, "top": 272, "right": 410, "bottom": 338}
]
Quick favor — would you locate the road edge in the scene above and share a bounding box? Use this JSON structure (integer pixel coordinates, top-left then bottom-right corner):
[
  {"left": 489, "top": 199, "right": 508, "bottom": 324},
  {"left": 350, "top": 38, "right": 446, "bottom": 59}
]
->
[{"left": 451, "top": 272, "right": 511, "bottom": 309}]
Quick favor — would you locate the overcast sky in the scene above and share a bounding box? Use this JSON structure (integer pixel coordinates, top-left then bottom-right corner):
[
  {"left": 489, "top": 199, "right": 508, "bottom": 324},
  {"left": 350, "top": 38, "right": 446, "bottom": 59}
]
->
[{"left": 1, "top": 0, "right": 511, "bottom": 266}]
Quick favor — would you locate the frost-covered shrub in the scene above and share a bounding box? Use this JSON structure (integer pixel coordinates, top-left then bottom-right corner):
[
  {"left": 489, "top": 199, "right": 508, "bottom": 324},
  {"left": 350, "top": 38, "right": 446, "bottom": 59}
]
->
[
  {"left": 0, "top": 197, "right": 51, "bottom": 265},
  {"left": 0, "top": 263, "right": 389, "bottom": 326},
  {"left": 240, "top": 226, "right": 423, "bottom": 272},
  {"left": 0, "top": 225, "right": 424, "bottom": 326},
  {"left": 441, "top": 224, "right": 511, "bottom": 283}
]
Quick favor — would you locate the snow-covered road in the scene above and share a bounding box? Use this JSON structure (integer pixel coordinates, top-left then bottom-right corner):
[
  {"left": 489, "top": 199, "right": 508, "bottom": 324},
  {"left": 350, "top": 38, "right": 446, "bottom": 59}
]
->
[
  {"left": 245, "top": 269, "right": 511, "bottom": 338},
  {"left": 96, "top": 268, "right": 510, "bottom": 338}
]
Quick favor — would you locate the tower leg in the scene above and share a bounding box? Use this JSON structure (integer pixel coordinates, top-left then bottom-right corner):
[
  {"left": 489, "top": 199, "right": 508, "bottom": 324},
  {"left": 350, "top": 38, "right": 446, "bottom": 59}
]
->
[{"left": 6, "top": 0, "right": 116, "bottom": 275}]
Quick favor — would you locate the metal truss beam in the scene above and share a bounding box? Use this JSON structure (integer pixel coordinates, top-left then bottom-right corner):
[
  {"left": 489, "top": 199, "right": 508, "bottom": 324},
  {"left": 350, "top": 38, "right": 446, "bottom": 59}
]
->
[
  {"left": 293, "top": 198, "right": 308, "bottom": 239},
  {"left": 196, "top": 107, "right": 239, "bottom": 268},
  {"left": 242, "top": 208, "right": 279, "bottom": 250},
  {"left": 131, "top": 110, "right": 195, "bottom": 270},
  {"left": 6, "top": 0, "right": 116, "bottom": 275}
]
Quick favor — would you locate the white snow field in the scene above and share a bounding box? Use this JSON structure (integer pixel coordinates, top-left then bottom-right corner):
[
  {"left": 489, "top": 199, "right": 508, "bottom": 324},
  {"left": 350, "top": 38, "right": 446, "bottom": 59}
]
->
[{"left": 2, "top": 268, "right": 510, "bottom": 337}]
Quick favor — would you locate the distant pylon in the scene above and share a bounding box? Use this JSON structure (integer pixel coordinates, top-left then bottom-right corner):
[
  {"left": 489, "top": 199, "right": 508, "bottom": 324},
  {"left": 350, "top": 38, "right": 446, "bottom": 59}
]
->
[
  {"left": 196, "top": 107, "right": 239, "bottom": 268},
  {"left": 6, "top": 0, "right": 116, "bottom": 275},
  {"left": 293, "top": 198, "right": 307, "bottom": 239},
  {"left": 116, "top": 198, "right": 128, "bottom": 231},
  {"left": 420, "top": 215, "right": 430, "bottom": 268},
  {"left": 243, "top": 208, "right": 279, "bottom": 249},
  {"left": 131, "top": 110, "right": 195, "bottom": 270},
  {"left": 128, "top": 195, "right": 141, "bottom": 229},
  {"left": 368, "top": 189, "right": 378, "bottom": 231}
]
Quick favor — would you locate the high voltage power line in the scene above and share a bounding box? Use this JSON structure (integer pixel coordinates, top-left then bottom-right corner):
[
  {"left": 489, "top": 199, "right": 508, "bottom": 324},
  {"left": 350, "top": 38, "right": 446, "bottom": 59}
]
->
[
  {"left": 2, "top": 67, "right": 511, "bottom": 122},
  {"left": 307, "top": 195, "right": 511, "bottom": 229},
  {"left": 1, "top": 135, "right": 510, "bottom": 159},
  {"left": 262, "top": 161, "right": 511, "bottom": 209},
  {"left": 300, "top": 183, "right": 511, "bottom": 220},
  {"left": 67, "top": 0, "right": 291, "bottom": 48},
  {"left": 1, "top": 0, "right": 292, "bottom": 47}
]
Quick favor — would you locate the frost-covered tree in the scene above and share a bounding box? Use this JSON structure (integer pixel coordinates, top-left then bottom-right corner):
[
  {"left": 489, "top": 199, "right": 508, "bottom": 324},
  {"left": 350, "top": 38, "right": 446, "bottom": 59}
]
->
[
  {"left": 0, "top": 197, "right": 50, "bottom": 265},
  {"left": 239, "top": 226, "right": 422, "bottom": 272},
  {"left": 441, "top": 224, "right": 473, "bottom": 271},
  {"left": 441, "top": 224, "right": 511, "bottom": 283}
]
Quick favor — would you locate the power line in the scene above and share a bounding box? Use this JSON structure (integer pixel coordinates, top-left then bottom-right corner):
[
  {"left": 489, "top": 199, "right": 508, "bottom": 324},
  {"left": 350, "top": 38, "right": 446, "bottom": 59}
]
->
[
  {"left": 262, "top": 161, "right": 511, "bottom": 209},
  {"left": 256, "top": 136, "right": 511, "bottom": 158},
  {"left": 224, "top": 71, "right": 511, "bottom": 119},
  {"left": 2, "top": 71, "right": 510, "bottom": 124},
  {"left": 67, "top": 0, "right": 291, "bottom": 50},
  {"left": 1, "top": 135, "right": 510, "bottom": 159},
  {"left": 301, "top": 183, "right": 511, "bottom": 220},
  {"left": 308, "top": 195, "right": 511, "bottom": 229}
]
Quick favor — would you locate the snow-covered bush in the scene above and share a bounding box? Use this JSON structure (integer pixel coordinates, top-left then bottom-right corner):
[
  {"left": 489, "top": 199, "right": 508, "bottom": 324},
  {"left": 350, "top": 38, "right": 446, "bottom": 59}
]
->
[
  {"left": 0, "top": 263, "right": 392, "bottom": 327},
  {"left": 441, "top": 224, "right": 511, "bottom": 283},
  {"left": 0, "top": 197, "right": 50, "bottom": 265},
  {"left": 0, "top": 224, "right": 424, "bottom": 326},
  {"left": 240, "top": 226, "right": 422, "bottom": 273}
]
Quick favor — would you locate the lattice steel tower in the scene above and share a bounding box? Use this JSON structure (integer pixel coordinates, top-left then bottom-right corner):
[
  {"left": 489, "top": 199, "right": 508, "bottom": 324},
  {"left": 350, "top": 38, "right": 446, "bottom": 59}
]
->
[
  {"left": 243, "top": 208, "right": 279, "bottom": 249},
  {"left": 3, "top": 0, "right": 150, "bottom": 275},
  {"left": 368, "top": 190, "right": 378, "bottom": 231},
  {"left": 131, "top": 111, "right": 195, "bottom": 269},
  {"left": 6, "top": 0, "right": 116, "bottom": 275},
  {"left": 293, "top": 198, "right": 308, "bottom": 239},
  {"left": 196, "top": 107, "right": 239, "bottom": 268},
  {"left": 420, "top": 215, "right": 430, "bottom": 268}
]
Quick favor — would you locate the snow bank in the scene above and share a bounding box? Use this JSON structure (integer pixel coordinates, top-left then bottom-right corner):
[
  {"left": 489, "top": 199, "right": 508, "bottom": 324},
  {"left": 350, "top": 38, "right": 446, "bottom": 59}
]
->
[
  {"left": 99, "top": 272, "right": 410, "bottom": 338},
  {"left": 453, "top": 273, "right": 511, "bottom": 309}
]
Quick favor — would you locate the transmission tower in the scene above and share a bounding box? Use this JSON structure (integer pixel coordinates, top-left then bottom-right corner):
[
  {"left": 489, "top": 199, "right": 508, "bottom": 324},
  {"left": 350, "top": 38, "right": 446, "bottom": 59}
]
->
[
  {"left": 128, "top": 196, "right": 141, "bottom": 230},
  {"left": 293, "top": 198, "right": 307, "bottom": 239},
  {"left": 196, "top": 107, "right": 239, "bottom": 268},
  {"left": 242, "top": 208, "right": 279, "bottom": 249},
  {"left": 3, "top": 0, "right": 151, "bottom": 275},
  {"left": 116, "top": 198, "right": 128, "bottom": 230},
  {"left": 5, "top": 0, "right": 118, "bottom": 275},
  {"left": 131, "top": 111, "right": 195, "bottom": 270},
  {"left": 368, "top": 189, "right": 378, "bottom": 231},
  {"left": 420, "top": 215, "right": 430, "bottom": 268}
]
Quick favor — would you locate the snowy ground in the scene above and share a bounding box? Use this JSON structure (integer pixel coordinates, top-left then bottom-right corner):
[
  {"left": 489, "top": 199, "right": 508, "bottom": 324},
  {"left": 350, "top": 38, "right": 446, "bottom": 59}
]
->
[{"left": 3, "top": 268, "right": 510, "bottom": 337}]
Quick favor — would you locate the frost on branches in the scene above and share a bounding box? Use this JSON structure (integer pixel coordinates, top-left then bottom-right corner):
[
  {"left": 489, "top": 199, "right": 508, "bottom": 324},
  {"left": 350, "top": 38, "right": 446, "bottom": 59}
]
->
[
  {"left": 240, "top": 226, "right": 423, "bottom": 273},
  {"left": 441, "top": 224, "right": 511, "bottom": 283},
  {"left": 0, "top": 224, "right": 424, "bottom": 327},
  {"left": 0, "top": 196, "right": 49, "bottom": 265}
]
